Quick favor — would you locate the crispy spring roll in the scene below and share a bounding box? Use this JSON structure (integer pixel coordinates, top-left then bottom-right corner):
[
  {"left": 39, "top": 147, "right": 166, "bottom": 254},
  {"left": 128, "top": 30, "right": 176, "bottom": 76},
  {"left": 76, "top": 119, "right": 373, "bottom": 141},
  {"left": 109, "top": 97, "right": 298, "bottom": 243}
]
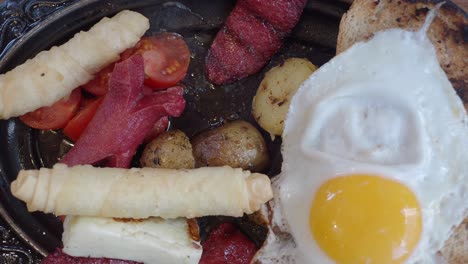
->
[
  {"left": 0, "top": 10, "right": 149, "bottom": 119},
  {"left": 11, "top": 164, "right": 273, "bottom": 219}
]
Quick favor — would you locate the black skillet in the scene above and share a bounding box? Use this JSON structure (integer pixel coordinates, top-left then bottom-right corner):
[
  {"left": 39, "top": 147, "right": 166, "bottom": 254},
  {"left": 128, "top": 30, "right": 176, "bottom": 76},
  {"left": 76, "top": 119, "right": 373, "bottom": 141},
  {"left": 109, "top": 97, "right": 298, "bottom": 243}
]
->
[{"left": 0, "top": 0, "right": 350, "bottom": 261}]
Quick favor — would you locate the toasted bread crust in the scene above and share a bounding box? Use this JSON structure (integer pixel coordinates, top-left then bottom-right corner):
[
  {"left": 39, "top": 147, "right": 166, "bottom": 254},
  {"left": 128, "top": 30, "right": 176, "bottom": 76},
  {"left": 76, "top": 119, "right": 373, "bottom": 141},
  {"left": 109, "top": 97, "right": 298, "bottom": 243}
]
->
[
  {"left": 440, "top": 219, "right": 468, "bottom": 263},
  {"left": 338, "top": 1, "right": 467, "bottom": 263},
  {"left": 337, "top": 0, "right": 467, "bottom": 107}
]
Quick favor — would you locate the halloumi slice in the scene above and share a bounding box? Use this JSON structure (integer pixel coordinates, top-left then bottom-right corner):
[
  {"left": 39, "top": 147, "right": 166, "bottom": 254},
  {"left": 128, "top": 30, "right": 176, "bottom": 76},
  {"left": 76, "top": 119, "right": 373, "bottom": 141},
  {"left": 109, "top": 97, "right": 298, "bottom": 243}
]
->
[{"left": 62, "top": 216, "right": 202, "bottom": 264}]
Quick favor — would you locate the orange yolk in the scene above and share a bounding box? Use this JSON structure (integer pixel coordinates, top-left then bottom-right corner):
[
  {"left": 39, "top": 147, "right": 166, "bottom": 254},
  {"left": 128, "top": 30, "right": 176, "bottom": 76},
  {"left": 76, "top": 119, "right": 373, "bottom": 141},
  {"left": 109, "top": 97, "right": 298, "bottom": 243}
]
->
[{"left": 309, "top": 174, "right": 422, "bottom": 264}]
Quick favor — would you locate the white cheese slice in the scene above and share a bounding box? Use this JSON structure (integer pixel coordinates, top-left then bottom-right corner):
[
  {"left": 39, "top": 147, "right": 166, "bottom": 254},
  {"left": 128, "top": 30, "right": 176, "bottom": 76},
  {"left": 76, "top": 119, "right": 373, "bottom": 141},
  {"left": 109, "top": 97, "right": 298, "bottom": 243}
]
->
[{"left": 62, "top": 216, "right": 202, "bottom": 264}]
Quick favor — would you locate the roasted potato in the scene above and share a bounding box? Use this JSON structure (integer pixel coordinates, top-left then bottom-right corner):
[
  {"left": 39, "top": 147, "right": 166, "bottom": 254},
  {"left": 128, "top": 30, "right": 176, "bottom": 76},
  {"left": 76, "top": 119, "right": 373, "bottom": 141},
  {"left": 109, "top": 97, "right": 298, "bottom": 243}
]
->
[
  {"left": 140, "top": 130, "right": 195, "bottom": 169},
  {"left": 192, "top": 120, "right": 269, "bottom": 172},
  {"left": 252, "top": 58, "right": 316, "bottom": 138}
]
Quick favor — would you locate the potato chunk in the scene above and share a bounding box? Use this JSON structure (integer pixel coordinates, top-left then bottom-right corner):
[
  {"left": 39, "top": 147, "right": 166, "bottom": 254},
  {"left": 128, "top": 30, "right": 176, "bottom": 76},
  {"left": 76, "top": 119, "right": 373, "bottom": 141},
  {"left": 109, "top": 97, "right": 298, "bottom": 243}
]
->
[
  {"left": 140, "top": 130, "right": 195, "bottom": 169},
  {"left": 252, "top": 58, "right": 316, "bottom": 137},
  {"left": 192, "top": 120, "right": 269, "bottom": 172}
]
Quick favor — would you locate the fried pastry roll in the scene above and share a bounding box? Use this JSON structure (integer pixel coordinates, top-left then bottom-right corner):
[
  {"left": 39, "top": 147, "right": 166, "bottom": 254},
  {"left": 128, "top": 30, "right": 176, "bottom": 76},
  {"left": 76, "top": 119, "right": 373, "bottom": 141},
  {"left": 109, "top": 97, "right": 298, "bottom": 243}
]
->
[
  {"left": 0, "top": 10, "right": 149, "bottom": 119},
  {"left": 11, "top": 164, "right": 273, "bottom": 219}
]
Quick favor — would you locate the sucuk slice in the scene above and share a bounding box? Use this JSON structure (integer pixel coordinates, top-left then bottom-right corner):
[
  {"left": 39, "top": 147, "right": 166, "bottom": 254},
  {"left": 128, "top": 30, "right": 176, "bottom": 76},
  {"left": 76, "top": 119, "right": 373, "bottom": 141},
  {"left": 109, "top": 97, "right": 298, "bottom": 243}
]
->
[
  {"left": 205, "top": 28, "right": 261, "bottom": 85},
  {"left": 144, "top": 116, "right": 169, "bottom": 142},
  {"left": 240, "top": 0, "right": 307, "bottom": 33},
  {"left": 199, "top": 222, "right": 258, "bottom": 264},
  {"left": 205, "top": 0, "right": 307, "bottom": 85},
  {"left": 224, "top": 5, "right": 282, "bottom": 61}
]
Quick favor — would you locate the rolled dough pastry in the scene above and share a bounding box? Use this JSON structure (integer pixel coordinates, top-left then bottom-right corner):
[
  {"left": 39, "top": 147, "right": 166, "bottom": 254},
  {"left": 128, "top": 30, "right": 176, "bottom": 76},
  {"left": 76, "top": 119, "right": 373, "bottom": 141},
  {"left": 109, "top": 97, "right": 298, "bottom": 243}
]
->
[
  {"left": 11, "top": 164, "right": 273, "bottom": 219},
  {"left": 0, "top": 10, "right": 149, "bottom": 119}
]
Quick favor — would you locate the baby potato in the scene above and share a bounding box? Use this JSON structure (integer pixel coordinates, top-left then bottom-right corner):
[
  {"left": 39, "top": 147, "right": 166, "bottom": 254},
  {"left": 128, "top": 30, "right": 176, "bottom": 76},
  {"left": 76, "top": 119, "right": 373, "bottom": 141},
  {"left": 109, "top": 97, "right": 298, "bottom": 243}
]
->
[
  {"left": 140, "top": 130, "right": 195, "bottom": 169},
  {"left": 252, "top": 58, "right": 317, "bottom": 138},
  {"left": 192, "top": 120, "right": 269, "bottom": 172}
]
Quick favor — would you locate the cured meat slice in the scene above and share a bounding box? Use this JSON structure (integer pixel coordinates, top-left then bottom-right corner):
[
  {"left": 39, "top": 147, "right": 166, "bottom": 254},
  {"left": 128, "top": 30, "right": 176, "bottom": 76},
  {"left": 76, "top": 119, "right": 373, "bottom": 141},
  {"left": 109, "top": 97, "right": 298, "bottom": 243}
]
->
[
  {"left": 199, "top": 223, "right": 258, "bottom": 264},
  {"left": 206, "top": 0, "right": 307, "bottom": 85},
  {"left": 240, "top": 0, "right": 307, "bottom": 33},
  {"left": 60, "top": 55, "right": 185, "bottom": 168}
]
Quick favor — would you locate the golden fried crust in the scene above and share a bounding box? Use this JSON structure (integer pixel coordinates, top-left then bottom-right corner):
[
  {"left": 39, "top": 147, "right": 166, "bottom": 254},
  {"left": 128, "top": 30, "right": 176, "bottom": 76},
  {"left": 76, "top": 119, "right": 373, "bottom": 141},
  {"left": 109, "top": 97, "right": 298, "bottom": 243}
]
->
[{"left": 337, "top": 0, "right": 468, "bottom": 107}]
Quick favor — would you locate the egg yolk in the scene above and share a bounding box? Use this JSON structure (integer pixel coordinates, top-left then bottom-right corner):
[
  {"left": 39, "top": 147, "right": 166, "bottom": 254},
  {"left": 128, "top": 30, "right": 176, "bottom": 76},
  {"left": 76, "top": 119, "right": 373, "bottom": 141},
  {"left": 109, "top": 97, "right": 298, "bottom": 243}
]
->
[{"left": 309, "top": 174, "right": 422, "bottom": 264}]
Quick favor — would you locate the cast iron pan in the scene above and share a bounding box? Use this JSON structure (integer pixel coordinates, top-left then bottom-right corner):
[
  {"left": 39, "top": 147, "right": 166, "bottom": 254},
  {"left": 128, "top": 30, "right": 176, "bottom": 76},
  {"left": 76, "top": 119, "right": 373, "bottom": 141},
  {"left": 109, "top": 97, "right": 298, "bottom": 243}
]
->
[{"left": 0, "top": 0, "right": 350, "bottom": 260}]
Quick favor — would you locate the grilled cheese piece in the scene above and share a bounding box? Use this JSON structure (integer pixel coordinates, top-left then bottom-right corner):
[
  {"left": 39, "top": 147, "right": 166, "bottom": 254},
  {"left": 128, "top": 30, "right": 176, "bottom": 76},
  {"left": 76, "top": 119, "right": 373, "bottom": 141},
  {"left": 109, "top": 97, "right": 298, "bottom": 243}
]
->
[{"left": 63, "top": 216, "right": 202, "bottom": 264}]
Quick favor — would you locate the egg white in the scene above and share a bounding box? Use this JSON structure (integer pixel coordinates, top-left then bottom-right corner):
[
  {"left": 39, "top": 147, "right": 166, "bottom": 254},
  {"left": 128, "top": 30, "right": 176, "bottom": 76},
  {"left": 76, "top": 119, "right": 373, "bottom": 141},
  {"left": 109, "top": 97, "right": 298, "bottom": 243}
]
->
[{"left": 278, "top": 23, "right": 468, "bottom": 264}]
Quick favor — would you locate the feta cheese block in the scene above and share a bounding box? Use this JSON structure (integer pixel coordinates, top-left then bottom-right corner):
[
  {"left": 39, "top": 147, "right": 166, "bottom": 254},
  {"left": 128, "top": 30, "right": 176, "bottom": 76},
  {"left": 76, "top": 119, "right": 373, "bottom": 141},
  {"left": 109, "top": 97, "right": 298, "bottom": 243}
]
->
[{"left": 62, "top": 216, "right": 202, "bottom": 264}]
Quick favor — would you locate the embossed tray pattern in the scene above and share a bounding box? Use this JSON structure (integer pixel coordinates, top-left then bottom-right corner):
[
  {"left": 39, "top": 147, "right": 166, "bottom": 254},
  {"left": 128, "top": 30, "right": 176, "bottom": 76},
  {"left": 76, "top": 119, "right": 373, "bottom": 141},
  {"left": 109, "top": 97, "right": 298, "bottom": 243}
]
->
[{"left": 0, "top": 2, "right": 77, "bottom": 263}]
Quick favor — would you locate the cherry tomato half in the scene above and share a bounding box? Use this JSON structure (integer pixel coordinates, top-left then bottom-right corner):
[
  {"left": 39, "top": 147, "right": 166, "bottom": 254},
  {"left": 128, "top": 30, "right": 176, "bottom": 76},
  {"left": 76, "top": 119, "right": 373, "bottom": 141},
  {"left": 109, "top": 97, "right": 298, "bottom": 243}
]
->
[
  {"left": 63, "top": 97, "right": 104, "bottom": 142},
  {"left": 19, "top": 89, "right": 82, "bottom": 130},
  {"left": 132, "top": 33, "right": 191, "bottom": 89},
  {"left": 81, "top": 64, "right": 114, "bottom": 96}
]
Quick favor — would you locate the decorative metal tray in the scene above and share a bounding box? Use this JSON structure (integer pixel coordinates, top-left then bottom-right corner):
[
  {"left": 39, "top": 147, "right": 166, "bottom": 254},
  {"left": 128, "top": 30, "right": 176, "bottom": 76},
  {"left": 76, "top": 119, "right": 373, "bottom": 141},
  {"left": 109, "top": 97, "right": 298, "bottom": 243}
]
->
[{"left": 0, "top": 0, "right": 351, "bottom": 262}]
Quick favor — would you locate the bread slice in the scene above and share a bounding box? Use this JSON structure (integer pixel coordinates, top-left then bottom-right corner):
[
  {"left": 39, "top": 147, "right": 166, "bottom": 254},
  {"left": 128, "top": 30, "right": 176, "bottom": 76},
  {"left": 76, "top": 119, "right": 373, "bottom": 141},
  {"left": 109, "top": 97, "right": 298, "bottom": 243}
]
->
[
  {"left": 338, "top": 1, "right": 467, "bottom": 263},
  {"left": 337, "top": 0, "right": 467, "bottom": 108},
  {"left": 440, "top": 218, "right": 468, "bottom": 263}
]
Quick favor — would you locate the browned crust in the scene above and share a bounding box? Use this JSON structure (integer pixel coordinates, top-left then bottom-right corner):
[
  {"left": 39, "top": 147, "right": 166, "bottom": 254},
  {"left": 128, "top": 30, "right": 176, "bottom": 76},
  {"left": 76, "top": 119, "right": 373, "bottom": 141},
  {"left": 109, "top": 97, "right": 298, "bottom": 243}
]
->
[
  {"left": 112, "top": 217, "right": 146, "bottom": 223},
  {"left": 247, "top": 209, "right": 270, "bottom": 227},
  {"left": 187, "top": 218, "right": 201, "bottom": 244},
  {"left": 250, "top": 197, "right": 297, "bottom": 264},
  {"left": 337, "top": 0, "right": 468, "bottom": 108},
  {"left": 440, "top": 219, "right": 468, "bottom": 263}
]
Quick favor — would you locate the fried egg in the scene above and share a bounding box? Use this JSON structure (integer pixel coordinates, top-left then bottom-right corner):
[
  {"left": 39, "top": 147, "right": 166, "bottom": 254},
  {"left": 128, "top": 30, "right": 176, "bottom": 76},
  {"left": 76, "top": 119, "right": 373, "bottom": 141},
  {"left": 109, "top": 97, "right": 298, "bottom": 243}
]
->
[{"left": 270, "top": 9, "right": 468, "bottom": 264}]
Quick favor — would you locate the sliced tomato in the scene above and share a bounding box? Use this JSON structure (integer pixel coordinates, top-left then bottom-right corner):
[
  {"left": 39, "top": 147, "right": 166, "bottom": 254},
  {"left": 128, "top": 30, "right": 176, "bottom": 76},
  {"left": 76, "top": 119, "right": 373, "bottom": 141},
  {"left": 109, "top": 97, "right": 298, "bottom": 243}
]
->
[
  {"left": 63, "top": 97, "right": 104, "bottom": 142},
  {"left": 131, "top": 33, "right": 191, "bottom": 89},
  {"left": 81, "top": 64, "right": 114, "bottom": 96},
  {"left": 19, "top": 89, "right": 82, "bottom": 130},
  {"left": 82, "top": 33, "right": 190, "bottom": 94},
  {"left": 80, "top": 97, "right": 97, "bottom": 108}
]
